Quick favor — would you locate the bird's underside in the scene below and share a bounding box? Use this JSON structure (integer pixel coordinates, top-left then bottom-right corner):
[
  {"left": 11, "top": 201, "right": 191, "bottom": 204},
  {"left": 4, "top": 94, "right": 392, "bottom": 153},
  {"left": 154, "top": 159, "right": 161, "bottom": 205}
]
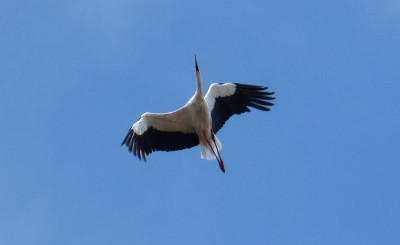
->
[{"left": 121, "top": 56, "right": 275, "bottom": 172}]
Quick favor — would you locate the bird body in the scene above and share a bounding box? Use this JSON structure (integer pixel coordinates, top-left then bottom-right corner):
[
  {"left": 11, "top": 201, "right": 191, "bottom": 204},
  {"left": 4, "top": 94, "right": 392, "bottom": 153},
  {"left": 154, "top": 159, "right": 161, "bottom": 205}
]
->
[
  {"left": 121, "top": 55, "right": 275, "bottom": 172},
  {"left": 188, "top": 91, "right": 223, "bottom": 163}
]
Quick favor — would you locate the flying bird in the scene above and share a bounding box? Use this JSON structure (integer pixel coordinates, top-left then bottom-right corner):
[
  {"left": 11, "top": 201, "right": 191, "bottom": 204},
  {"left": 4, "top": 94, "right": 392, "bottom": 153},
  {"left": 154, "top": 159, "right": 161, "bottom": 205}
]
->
[{"left": 121, "top": 55, "right": 275, "bottom": 173}]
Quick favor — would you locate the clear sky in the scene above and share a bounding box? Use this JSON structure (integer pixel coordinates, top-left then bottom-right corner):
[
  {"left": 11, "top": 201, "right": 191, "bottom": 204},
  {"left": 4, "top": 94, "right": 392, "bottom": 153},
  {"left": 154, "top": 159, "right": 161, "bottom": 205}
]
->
[{"left": 1, "top": 0, "right": 399, "bottom": 244}]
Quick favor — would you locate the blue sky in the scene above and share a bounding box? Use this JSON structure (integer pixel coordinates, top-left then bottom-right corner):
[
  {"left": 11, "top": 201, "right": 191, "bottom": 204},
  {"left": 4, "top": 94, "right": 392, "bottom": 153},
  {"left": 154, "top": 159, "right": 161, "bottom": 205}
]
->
[{"left": 1, "top": 0, "right": 399, "bottom": 244}]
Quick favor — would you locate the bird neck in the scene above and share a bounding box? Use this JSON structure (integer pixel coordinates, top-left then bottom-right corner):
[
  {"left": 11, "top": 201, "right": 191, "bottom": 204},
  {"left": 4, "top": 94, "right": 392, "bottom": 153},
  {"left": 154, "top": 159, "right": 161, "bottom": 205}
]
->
[{"left": 196, "top": 71, "right": 203, "bottom": 95}]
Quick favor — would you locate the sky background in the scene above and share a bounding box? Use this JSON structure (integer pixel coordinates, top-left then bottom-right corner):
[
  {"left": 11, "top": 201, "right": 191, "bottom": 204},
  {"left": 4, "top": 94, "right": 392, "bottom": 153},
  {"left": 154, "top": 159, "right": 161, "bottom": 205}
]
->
[{"left": 1, "top": 0, "right": 400, "bottom": 244}]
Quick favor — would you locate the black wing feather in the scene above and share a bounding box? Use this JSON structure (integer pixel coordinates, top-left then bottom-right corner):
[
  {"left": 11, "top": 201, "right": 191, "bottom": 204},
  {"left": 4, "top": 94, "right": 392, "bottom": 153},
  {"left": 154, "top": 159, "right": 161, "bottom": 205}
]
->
[
  {"left": 211, "top": 83, "right": 275, "bottom": 133},
  {"left": 121, "top": 126, "right": 199, "bottom": 161}
]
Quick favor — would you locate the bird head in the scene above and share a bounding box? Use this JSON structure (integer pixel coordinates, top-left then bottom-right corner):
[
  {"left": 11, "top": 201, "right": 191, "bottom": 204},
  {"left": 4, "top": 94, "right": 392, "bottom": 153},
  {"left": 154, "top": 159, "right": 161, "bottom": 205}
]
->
[{"left": 195, "top": 54, "right": 199, "bottom": 72}]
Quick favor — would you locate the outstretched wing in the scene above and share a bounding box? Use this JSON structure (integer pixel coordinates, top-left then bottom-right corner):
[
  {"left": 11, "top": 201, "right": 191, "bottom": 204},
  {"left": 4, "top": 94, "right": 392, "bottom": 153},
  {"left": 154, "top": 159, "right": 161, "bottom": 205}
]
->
[
  {"left": 204, "top": 83, "right": 275, "bottom": 133},
  {"left": 121, "top": 106, "right": 199, "bottom": 161}
]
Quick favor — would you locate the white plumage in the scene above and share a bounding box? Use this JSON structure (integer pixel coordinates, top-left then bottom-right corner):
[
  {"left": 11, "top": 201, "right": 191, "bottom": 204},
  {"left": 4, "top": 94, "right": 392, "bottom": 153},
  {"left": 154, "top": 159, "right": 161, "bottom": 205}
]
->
[{"left": 121, "top": 55, "right": 275, "bottom": 172}]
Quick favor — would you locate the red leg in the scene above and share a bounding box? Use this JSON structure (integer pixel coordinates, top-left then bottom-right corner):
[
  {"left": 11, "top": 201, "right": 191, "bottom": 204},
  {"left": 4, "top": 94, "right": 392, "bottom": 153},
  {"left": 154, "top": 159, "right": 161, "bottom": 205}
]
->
[
  {"left": 203, "top": 132, "right": 218, "bottom": 159},
  {"left": 211, "top": 133, "right": 225, "bottom": 173},
  {"left": 203, "top": 132, "right": 225, "bottom": 173}
]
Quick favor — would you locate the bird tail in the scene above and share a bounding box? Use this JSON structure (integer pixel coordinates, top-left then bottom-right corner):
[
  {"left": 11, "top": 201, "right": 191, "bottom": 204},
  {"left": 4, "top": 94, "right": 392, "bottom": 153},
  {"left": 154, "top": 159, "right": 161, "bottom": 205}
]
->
[{"left": 200, "top": 135, "right": 222, "bottom": 160}]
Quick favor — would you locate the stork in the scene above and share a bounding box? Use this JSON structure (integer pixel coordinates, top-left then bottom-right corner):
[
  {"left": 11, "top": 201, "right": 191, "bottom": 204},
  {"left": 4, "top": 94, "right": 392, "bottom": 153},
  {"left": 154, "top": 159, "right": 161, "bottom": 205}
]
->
[{"left": 121, "top": 55, "right": 275, "bottom": 173}]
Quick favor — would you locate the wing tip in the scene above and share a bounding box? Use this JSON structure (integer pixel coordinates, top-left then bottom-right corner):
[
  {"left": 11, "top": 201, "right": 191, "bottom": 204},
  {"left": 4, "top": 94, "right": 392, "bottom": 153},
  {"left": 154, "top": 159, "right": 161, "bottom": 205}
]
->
[
  {"left": 121, "top": 128, "right": 133, "bottom": 146},
  {"left": 121, "top": 127, "right": 148, "bottom": 161},
  {"left": 235, "top": 83, "right": 268, "bottom": 91},
  {"left": 235, "top": 83, "right": 275, "bottom": 111}
]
